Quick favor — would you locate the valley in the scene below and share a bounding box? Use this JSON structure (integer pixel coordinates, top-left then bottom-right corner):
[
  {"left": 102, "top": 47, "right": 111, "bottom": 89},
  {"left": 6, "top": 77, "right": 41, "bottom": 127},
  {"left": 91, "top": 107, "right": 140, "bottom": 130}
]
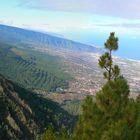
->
[
  {"left": 36, "top": 48, "right": 140, "bottom": 102},
  {"left": 0, "top": 24, "right": 140, "bottom": 104}
]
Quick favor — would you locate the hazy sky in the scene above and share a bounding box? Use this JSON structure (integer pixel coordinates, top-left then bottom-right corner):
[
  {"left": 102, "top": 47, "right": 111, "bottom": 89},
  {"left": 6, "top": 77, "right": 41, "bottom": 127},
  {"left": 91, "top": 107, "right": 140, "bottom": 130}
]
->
[
  {"left": 1, "top": 0, "right": 140, "bottom": 35},
  {"left": 2, "top": 0, "right": 140, "bottom": 59}
]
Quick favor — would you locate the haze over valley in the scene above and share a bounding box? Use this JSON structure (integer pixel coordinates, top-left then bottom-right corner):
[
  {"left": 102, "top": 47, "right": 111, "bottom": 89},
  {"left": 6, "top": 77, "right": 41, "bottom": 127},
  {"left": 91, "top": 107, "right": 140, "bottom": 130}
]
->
[{"left": 0, "top": 24, "right": 140, "bottom": 102}]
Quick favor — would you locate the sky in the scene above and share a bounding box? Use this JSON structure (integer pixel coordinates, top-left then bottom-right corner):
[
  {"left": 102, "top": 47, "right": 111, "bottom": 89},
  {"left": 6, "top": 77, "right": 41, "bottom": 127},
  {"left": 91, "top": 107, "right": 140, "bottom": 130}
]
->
[{"left": 1, "top": 0, "right": 140, "bottom": 59}]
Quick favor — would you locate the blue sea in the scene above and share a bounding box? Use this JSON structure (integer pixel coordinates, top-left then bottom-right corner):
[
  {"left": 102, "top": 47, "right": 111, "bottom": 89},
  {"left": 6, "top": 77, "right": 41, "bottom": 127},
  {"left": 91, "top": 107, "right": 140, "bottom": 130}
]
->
[{"left": 63, "top": 30, "right": 140, "bottom": 60}]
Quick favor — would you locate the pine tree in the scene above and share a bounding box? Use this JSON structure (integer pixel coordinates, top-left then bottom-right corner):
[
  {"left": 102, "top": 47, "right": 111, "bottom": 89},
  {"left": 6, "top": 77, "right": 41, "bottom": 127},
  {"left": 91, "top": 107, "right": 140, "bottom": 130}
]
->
[
  {"left": 99, "top": 32, "right": 120, "bottom": 81},
  {"left": 135, "top": 95, "right": 140, "bottom": 139},
  {"left": 73, "top": 96, "right": 95, "bottom": 140},
  {"left": 41, "top": 125, "right": 70, "bottom": 140},
  {"left": 73, "top": 32, "right": 140, "bottom": 140},
  {"left": 57, "top": 127, "right": 70, "bottom": 140},
  {"left": 96, "top": 76, "right": 129, "bottom": 117},
  {"left": 41, "top": 125, "right": 56, "bottom": 140}
]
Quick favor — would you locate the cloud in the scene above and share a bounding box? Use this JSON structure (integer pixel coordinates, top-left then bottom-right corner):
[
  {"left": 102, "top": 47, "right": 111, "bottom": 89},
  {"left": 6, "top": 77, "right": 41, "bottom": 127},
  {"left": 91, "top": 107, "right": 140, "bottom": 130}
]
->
[
  {"left": 88, "top": 22, "right": 140, "bottom": 34},
  {"left": 17, "top": 0, "right": 140, "bottom": 19},
  {"left": 93, "top": 23, "right": 140, "bottom": 28}
]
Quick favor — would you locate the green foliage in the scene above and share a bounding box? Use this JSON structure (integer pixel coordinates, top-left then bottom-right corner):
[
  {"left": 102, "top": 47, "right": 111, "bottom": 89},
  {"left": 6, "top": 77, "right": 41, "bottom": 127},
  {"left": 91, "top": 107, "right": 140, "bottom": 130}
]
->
[
  {"left": 58, "top": 127, "right": 70, "bottom": 140},
  {"left": 0, "top": 74, "right": 76, "bottom": 140},
  {"left": 0, "top": 43, "right": 72, "bottom": 91},
  {"left": 104, "top": 32, "right": 118, "bottom": 51},
  {"left": 74, "top": 78, "right": 140, "bottom": 140},
  {"left": 62, "top": 100, "right": 82, "bottom": 115},
  {"left": 96, "top": 76, "right": 129, "bottom": 117},
  {"left": 42, "top": 125, "right": 56, "bottom": 140},
  {"left": 41, "top": 125, "right": 70, "bottom": 140},
  {"left": 135, "top": 95, "right": 140, "bottom": 139},
  {"left": 73, "top": 96, "right": 96, "bottom": 140},
  {"left": 99, "top": 32, "right": 120, "bottom": 81}
]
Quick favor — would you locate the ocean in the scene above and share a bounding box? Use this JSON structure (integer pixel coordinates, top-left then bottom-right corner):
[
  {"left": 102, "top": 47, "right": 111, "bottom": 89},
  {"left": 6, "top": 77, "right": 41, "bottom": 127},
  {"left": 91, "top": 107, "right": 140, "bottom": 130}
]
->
[{"left": 63, "top": 30, "right": 140, "bottom": 60}]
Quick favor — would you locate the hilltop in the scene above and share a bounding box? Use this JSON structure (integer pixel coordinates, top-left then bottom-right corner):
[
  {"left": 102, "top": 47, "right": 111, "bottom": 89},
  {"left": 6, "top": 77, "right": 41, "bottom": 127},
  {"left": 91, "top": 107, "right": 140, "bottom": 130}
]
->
[{"left": 0, "top": 24, "right": 101, "bottom": 53}]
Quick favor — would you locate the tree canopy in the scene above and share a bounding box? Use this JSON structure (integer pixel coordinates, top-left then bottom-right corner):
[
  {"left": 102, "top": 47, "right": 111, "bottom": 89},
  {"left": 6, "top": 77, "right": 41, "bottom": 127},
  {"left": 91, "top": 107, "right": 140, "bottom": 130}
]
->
[{"left": 99, "top": 32, "right": 120, "bottom": 81}]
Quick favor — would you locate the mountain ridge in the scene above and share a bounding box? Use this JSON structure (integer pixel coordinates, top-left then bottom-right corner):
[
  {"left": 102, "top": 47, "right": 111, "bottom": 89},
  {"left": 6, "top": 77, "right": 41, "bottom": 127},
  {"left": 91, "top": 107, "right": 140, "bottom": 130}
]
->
[{"left": 0, "top": 24, "right": 102, "bottom": 53}]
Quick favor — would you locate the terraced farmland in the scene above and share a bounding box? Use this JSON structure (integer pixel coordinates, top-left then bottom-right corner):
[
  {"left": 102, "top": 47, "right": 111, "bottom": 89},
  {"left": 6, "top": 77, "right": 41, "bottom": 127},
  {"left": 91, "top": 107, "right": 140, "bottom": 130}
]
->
[{"left": 0, "top": 43, "right": 72, "bottom": 91}]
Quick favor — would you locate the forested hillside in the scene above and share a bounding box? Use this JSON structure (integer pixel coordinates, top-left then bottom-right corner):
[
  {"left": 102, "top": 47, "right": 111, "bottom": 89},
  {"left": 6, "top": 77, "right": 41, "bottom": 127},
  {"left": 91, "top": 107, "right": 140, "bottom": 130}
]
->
[
  {"left": 0, "top": 43, "right": 72, "bottom": 91},
  {"left": 0, "top": 74, "right": 76, "bottom": 140}
]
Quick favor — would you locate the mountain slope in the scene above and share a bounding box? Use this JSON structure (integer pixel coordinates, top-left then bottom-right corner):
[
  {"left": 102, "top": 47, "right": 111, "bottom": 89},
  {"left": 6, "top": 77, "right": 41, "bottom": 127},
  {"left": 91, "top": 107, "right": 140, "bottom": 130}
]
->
[
  {"left": 0, "top": 42, "right": 72, "bottom": 91},
  {"left": 0, "top": 24, "right": 101, "bottom": 53},
  {"left": 0, "top": 24, "right": 102, "bottom": 92},
  {"left": 0, "top": 74, "right": 76, "bottom": 140}
]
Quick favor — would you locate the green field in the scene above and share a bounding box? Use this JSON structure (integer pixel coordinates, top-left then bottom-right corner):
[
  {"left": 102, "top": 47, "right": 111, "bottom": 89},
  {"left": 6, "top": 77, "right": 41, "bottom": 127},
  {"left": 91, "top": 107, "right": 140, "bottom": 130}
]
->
[{"left": 0, "top": 43, "right": 72, "bottom": 91}]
